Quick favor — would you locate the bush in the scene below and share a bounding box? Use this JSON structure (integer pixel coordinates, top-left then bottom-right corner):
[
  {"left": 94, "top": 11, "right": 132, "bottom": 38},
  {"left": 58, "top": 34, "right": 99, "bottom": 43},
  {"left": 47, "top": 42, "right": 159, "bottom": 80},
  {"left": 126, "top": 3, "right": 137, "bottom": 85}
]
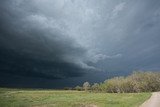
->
[
  {"left": 75, "top": 86, "right": 83, "bottom": 91},
  {"left": 90, "top": 71, "right": 160, "bottom": 93},
  {"left": 64, "top": 87, "right": 72, "bottom": 90}
]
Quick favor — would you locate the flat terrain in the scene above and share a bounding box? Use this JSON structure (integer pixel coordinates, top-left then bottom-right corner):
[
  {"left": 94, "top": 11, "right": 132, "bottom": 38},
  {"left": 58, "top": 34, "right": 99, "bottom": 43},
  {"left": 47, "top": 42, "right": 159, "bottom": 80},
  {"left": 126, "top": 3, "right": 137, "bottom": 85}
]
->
[
  {"left": 140, "top": 92, "right": 160, "bottom": 107},
  {"left": 0, "top": 88, "right": 151, "bottom": 107}
]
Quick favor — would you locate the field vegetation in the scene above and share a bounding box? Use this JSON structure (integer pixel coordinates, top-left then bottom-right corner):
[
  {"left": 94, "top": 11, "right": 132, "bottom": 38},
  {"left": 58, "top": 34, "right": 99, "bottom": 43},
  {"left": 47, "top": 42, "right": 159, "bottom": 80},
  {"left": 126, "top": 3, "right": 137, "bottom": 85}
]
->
[{"left": 0, "top": 88, "right": 151, "bottom": 107}]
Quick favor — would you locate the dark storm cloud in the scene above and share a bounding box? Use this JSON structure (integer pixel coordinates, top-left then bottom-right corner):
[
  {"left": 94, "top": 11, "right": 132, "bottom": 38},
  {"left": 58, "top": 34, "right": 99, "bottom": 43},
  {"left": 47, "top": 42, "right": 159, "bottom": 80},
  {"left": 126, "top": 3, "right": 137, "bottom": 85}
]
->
[
  {"left": 0, "top": 0, "right": 160, "bottom": 88},
  {"left": 79, "top": 0, "right": 160, "bottom": 73},
  {"left": 102, "top": 0, "right": 160, "bottom": 72},
  {"left": 0, "top": 0, "right": 95, "bottom": 79}
]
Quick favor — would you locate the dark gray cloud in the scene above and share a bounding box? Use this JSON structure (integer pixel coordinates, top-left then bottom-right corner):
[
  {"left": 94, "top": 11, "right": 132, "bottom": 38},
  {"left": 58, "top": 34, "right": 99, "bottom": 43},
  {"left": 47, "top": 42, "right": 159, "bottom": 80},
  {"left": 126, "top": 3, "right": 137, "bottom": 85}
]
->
[
  {"left": 0, "top": 0, "right": 95, "bottom": 80},
  {"left": 0, "top": 0, "right": 160, "bottom": 88}
]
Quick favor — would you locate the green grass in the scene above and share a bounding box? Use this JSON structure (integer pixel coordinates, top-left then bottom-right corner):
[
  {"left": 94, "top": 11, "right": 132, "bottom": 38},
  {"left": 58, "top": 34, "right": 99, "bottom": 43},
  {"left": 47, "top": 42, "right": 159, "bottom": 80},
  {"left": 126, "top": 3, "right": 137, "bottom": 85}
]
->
[{"left": 0, "top": 88, "right": 151, "bottom": 107}]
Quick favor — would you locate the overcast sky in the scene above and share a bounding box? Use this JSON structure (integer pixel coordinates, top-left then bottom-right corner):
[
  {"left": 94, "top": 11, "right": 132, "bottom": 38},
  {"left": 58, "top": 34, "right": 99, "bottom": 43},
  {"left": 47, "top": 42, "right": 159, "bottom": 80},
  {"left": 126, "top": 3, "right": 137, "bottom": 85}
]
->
[{"left": 0, "top": 0, "right": 160, "bottom": 88}]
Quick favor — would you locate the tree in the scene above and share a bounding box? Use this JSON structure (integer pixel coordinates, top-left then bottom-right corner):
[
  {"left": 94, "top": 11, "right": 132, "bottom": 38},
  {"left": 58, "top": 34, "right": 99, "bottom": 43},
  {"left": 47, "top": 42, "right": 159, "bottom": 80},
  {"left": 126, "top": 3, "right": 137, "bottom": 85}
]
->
[
  {"left": 83, "top": 82, "right": 90, "bottom": 91},
  {"left": 91, "top": 83, "right": 99, "bottom": 92},
  {"left": 81, "top": 71, "right": 160, "bottom": 93}
]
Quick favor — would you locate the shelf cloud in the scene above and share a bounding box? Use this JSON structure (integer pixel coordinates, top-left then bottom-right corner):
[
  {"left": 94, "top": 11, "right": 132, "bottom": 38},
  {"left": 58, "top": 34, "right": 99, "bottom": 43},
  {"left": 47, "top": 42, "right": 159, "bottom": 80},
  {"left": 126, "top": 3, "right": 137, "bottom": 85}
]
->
[{"left": 0, "top": 0, "right": 160, "bottom": 88}]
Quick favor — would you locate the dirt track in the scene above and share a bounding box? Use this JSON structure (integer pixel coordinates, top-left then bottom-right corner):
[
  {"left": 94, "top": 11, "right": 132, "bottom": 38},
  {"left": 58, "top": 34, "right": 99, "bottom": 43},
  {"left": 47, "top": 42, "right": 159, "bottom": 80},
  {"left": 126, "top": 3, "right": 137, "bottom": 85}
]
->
[{"left": 140, "top": 92, "right": 160, "bottom": 107}]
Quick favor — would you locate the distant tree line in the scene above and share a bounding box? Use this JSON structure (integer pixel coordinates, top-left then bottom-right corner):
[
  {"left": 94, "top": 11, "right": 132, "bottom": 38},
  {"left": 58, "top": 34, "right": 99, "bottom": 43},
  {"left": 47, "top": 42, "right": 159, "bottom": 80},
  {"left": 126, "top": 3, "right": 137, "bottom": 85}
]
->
[{"left": 73, "top": 71, "right": 160, "bottom": 93}]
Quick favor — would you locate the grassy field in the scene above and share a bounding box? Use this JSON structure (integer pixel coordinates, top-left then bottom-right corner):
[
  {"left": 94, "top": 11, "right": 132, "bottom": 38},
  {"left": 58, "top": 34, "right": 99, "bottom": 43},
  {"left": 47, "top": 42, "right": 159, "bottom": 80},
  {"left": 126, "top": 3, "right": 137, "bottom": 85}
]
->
[{"left": 0, "top": 88, "right": 151, "bottom": 107}]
